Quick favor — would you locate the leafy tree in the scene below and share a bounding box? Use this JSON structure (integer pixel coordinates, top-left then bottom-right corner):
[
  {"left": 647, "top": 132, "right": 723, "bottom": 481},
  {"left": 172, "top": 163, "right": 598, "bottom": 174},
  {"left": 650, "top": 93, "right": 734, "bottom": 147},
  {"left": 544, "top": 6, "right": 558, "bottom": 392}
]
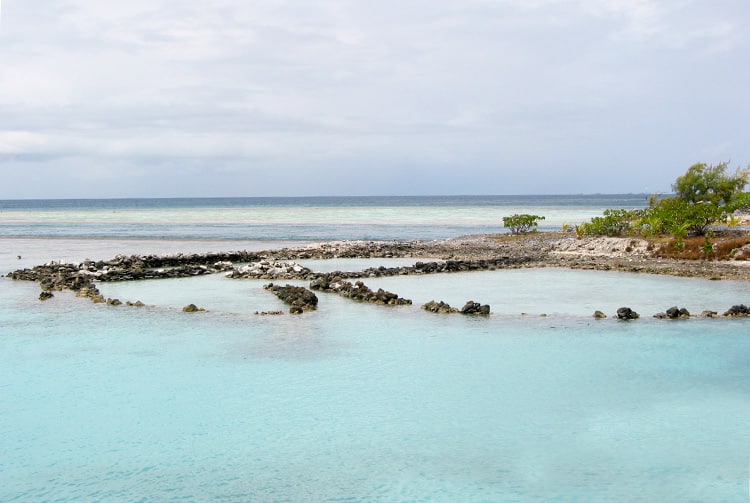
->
[
  {"left": 644, "top": 197, "right": 726, "bottom": 236},
  {"left": 502, "top": 214, "right": 545, "bottom": 234},
  {"left": 672, "top": 162, "right": 749, "bottom": 206}
]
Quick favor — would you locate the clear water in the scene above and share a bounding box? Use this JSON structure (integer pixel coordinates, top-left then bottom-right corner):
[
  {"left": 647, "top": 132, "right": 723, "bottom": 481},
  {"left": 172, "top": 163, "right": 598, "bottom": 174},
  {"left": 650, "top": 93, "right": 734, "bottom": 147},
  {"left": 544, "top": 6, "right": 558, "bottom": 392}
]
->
[
  {"left": 1, "top": 196, "right": 749, "bottom": 502},
  {"left": 0, "top": 194, "right": 648, "bottom": 240}
]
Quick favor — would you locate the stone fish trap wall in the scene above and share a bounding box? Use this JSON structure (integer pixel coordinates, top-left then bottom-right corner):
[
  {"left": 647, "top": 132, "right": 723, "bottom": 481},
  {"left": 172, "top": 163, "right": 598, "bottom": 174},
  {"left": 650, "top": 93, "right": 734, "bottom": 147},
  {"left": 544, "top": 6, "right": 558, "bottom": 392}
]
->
[{"left": 7, "top": 238, "right": 750, "bottom": 318}]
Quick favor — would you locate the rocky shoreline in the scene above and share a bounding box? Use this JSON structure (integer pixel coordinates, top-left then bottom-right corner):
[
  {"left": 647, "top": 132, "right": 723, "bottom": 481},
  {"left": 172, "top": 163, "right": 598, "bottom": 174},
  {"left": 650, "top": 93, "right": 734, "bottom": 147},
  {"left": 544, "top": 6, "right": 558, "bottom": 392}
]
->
[{"left": 7, "top": 233, "right": 750, "bottom": 316}]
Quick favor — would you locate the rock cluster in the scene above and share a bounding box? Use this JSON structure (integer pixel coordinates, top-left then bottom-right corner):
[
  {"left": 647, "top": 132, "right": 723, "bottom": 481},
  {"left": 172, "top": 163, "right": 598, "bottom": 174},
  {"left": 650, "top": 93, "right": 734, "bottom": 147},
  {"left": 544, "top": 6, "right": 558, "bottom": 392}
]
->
[
  {"left": 591, "top": 306, "right": 750, "bottom": 320},
  {"left": 183, "top": 303, "right": 205, "bottom": 312},
  {"left": 290, "top": 240, "right": 428, "bottom": 260},
  {"left": 460, "top": 301, "right": 491, "bottom": 315},
  {"left": 9, "top": 237, "right": 750, "bottom": 320},
  {"left": 723, "top": 304, "right": 750, "bottom": 317},
  {"left": 9, "top": 255, "right": 240, "bottom": 303},
  {"left": 310, "top": 277, "right": 411, "bottom": 305},
  {"left": 263, "top": 283, "right": 318, "bottom": 313},
  {"left": 616, "top": 307, "right": 640, "bottom": 320},
  {"left": 422, "top": 300, "right": 458, "bottom": 314},
  {"left": 358, "top": 258, "right": 533, "bottom": 278},
  {"left": 226, "top": 261, "right": 314, "bottom": 280},
  {"left": 422, "top": 300, "right": 490, "bottom": 315},
  {"left": 75, "top": 284, "right": 106, "bottom": 303},
  {"left": 654, "top": 306, "right": 690, "bottom": 319},
  {"left": 551, "top": 237, "right": 650, "bottom": 258}
]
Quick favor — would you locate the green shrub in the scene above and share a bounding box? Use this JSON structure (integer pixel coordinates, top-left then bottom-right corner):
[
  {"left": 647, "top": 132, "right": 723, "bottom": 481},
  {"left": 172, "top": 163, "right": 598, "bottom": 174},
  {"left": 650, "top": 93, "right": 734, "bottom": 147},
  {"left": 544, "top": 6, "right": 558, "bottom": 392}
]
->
[
  {"left": 502, "top": 214, "right": 545, "bottom": 235},
  {"left": 701, "top": 234, "right": 715, "bottom": 256},
  {"left": 578, "top": 209, "right": 640, "bottom": 236}
]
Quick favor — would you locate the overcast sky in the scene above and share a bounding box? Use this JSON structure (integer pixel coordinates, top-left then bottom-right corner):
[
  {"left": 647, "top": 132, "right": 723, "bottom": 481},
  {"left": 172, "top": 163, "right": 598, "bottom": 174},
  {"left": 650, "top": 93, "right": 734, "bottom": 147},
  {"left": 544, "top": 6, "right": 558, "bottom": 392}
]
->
[{"left": 0, "top": 1, "right": 748, "bottom": 198}]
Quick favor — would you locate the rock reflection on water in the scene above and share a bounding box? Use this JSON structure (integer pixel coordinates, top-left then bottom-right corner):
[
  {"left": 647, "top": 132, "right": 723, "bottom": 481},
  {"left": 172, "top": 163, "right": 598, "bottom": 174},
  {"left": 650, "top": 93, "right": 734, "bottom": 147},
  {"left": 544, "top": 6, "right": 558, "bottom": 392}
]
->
[{"left": 242, "top": 317, "right": 346, "bottom": 362}]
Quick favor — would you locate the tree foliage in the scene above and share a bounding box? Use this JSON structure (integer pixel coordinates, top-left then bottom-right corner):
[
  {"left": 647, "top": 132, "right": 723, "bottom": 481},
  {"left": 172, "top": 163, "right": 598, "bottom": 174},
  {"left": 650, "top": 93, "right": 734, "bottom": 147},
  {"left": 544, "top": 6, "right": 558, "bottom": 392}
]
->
[
  {"left": 672, "top": 161, "right": 749, "bottom": 206},
  {"left": 502, "top": 214, "right": 545, "bottom": 234},
  {"left": 579, "top": 161, "right": 747, "bottom": 238},
  {"left": 644, "top": 197, "right": 726, "bottom": 237},
  {"left": 726, "top": 191, "right": 750, "bottom": 212}
]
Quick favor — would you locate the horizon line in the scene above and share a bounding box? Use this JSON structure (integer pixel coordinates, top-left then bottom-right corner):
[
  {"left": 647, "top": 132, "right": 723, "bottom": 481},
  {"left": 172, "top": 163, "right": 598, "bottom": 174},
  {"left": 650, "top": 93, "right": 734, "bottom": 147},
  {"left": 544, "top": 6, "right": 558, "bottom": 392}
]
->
[{"left": 0, "top": 193, "right": 657, "bottom": 202}]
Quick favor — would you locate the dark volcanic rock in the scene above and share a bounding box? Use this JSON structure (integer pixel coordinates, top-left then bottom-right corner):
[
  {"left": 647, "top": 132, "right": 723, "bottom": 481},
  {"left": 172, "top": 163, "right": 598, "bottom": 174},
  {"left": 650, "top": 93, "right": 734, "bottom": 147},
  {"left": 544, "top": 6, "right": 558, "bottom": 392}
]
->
[
  {"left": 666, "top": 306, "right": 690, "bottom": 319},
  {"left": 460, "top": 301, "right": 491, "bottom": 315},
  {"left": 616, "top": 307, "right": 639, "bottom": 320},
  {"left": 422, "top": 300, "right": 458, "bottom": 314},
  {"left": 264, "top": 283, "right": 319, "bottom": 313},
  {"left": 593, "top": 310, "right": 607, "bottom": 319},
  {"left": 8, "top": 252, "right": 256, "bottom": 294},
  {"left": 182, "top": 303, "right": 205, "bottom": 312},
  {"left": 310, "top": 278, "right": 411, "bottom": 306},
  {"left": 39, "top": 291, "right": 54, "bottom": 301},
  {"left": 655, "top": 306, "right": 691, "bottom": 319},
  {"left": 723, "top": 304, "right": 750, "bottom": 317}
]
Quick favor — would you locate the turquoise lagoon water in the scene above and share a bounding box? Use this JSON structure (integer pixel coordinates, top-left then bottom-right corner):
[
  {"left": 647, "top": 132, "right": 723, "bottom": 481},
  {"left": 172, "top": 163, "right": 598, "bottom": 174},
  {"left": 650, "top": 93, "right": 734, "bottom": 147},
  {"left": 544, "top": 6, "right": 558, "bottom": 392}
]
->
[{"left": 1, "top": 196, "right": 750, "bottom": 502}]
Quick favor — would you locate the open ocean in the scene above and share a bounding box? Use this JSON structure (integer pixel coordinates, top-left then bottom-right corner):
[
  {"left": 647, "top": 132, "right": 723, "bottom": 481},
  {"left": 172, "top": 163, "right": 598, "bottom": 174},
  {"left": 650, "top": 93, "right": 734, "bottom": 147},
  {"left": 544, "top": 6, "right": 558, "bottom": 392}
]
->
[{"left": 1, "top": 195, "right": 749, "bottom": 502}]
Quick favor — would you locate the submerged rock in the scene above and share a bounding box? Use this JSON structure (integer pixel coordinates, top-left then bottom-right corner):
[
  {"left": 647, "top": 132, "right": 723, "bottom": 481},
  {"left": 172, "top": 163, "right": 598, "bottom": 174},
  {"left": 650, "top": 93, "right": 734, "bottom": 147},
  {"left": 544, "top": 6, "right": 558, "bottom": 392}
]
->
[{"left": 182, "top": 303, "right": 205, "bottom": 312}]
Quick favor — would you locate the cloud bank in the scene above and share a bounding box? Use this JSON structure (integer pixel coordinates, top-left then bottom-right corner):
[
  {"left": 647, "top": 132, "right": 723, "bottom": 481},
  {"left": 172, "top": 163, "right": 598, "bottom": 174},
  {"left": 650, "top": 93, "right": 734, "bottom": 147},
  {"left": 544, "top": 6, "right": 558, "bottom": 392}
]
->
[{"left": 1, "top": 0, "right": 748, "bottom": 197}]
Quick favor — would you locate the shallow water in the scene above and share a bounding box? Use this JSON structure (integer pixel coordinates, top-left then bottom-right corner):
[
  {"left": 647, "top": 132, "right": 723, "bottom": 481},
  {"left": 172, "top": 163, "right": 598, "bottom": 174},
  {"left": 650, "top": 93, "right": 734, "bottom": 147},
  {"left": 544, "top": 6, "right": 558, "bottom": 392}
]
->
[
  {"left": 2, "top": 199, "right": 750, "bottom": 501},
  {"left": 3, "top": 254, "right": 750, "bottom": 501}
]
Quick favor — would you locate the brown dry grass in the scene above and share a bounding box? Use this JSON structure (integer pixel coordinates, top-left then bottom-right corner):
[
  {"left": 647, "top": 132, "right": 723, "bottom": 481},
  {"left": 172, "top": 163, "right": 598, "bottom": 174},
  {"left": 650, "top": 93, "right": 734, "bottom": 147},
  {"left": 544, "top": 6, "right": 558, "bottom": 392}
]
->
[{"left": 652, "top": 235, "right": 750, "bottom": 260}]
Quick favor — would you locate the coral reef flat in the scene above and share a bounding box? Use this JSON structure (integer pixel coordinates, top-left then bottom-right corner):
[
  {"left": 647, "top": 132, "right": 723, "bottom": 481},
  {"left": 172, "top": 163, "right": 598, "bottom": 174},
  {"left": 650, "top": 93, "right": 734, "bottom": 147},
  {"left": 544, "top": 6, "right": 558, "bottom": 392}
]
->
[{"left": 10, "top": 234, "right": 750, "bottom": 297}]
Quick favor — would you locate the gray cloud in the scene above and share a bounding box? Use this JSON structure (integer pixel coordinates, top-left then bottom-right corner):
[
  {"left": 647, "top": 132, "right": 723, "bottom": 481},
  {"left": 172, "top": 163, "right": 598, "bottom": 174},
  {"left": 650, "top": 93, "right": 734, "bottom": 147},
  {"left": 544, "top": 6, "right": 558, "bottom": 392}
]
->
[{"left": 1, "top": 0, "right": 748, "bottom": 198}]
